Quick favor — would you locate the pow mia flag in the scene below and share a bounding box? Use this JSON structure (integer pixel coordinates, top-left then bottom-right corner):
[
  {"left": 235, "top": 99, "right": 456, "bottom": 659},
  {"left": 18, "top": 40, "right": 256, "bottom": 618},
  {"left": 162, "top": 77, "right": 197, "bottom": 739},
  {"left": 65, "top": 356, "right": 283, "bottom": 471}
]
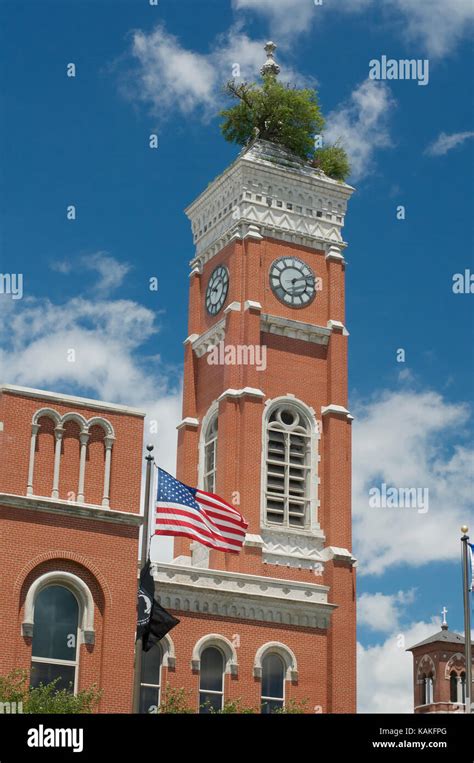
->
[{"left": 137, "top": 559, "right": 180, "bottom": 652}]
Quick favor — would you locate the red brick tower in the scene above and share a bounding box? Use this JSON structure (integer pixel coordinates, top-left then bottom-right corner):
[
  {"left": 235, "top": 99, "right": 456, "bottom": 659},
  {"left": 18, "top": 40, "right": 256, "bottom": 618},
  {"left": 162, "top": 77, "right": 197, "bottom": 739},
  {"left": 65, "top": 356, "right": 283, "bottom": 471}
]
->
[
  {"left": 407, "top": 610, "right": 473, "bottom": 713},
  {"left": 0, "top": 384, "right": 144, "bottom": 712},
  {"left": 152, "top": 134, "right": 356, "bottom": 713}
]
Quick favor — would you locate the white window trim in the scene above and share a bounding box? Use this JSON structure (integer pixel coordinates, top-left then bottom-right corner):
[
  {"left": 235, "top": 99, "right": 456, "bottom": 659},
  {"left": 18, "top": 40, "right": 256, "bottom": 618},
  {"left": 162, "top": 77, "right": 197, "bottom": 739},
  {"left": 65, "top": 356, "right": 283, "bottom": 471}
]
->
[
  {"left": 22, "top": 571, "right": 95, "bottom": 645},
  {"left": 260, "top": 396, "right": 320, "bottom": 534},
  {"left": 140, "top": 643, "right": 163, "bottom": 713},
  {"left": 29, "top": 582, "right": 82, "bottom": 695},
  {"left": 195, "top": 403, "right": 219, "bottom": 569},
  {"left": 191, "top": 634, "right": 238, "bottom": 676},
  {"left": 196, "top": 642, "right": 228, "bottom": 713},
  {"left": 198, "top": 401, "right": 219, "bottom": 490},
  {"left": 253, "top": 641, "right": 298, "bottom": 682}
]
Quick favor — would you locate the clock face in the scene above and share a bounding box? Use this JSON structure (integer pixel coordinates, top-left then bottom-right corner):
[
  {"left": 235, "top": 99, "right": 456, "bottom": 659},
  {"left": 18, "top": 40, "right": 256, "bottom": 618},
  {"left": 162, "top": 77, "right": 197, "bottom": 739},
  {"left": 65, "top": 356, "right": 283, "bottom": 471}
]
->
[
  {"left": 205, "top": 265, "right": 229, "bottom": 315},
  {"left": 270, "top": 257, "right": 316, "bottom": 308}
]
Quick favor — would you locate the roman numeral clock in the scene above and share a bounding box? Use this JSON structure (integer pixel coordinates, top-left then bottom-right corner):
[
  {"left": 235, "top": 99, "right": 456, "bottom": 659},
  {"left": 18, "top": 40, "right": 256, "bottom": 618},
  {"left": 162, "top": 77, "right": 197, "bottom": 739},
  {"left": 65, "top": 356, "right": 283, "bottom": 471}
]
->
[
  {"left": 270, "top": 256, "right": 316, "bottom": 307},
  {"left": 205, "top": 264, "right": 229, "bottom": 315}
]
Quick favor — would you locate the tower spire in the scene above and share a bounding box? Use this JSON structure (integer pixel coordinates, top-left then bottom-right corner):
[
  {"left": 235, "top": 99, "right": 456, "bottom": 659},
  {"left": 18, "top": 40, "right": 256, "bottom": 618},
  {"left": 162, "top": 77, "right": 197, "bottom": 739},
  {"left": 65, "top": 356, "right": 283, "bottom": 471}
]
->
[{"left": 260, "top": 41, "right": 280, "bottom": 78}]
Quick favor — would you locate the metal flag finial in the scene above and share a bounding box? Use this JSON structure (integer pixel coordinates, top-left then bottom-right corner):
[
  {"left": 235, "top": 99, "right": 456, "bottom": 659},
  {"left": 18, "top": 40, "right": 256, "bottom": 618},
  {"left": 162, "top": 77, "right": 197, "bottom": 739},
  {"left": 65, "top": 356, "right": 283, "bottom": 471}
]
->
[{"left": 261, "top": 41, "right": 280, "bottom": 78}]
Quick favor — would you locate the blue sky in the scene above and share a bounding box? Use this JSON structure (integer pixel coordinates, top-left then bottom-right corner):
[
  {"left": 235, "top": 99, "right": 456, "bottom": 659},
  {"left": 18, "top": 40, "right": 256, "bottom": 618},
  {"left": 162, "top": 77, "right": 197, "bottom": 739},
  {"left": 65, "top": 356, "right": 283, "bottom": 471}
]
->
[{"left": 0, "top": 0, "right": 473, "bottom": 712}]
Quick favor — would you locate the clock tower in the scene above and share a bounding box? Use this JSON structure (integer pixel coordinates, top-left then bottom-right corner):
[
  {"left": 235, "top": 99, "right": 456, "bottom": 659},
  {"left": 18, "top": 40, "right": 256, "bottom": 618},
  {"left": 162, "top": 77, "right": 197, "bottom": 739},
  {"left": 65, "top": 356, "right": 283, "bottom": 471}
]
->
[{"left": 151, "top": 62, "right": 356, "bottom": 713}]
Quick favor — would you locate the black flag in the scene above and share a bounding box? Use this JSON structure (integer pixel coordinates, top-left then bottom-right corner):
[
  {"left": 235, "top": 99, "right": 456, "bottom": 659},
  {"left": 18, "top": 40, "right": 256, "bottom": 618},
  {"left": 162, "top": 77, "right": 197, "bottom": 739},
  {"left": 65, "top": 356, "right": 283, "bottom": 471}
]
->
[{"left": 137, "top": 559, "right": 180, "bottom": 652}]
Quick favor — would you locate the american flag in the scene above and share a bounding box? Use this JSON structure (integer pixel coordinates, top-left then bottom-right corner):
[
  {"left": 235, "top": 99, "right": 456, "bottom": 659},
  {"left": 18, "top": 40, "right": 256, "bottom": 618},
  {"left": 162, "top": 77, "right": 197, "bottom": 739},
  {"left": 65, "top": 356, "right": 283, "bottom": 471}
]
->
[{"left": 154, "top": 468, "right": 248, "bottom": 553}]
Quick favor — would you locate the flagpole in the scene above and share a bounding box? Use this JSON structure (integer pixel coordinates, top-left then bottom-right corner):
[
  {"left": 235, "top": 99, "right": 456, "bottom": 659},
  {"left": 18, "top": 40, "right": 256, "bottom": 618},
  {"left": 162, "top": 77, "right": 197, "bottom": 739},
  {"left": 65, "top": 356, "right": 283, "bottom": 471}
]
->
[
  {"left": 132, "top": 443, "right": 155, "bottom": 714},
  {"left": 461, "top": 525, "right": 472, "bottom": 714}
]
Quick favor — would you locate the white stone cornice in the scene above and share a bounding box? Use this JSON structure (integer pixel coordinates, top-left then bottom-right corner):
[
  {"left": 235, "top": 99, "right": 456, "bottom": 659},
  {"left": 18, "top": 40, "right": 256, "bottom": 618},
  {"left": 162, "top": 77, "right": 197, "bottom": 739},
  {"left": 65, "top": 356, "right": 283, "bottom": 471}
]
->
[
  {"left": 244, "top": 300, "right": 262, "bottom": 311},
  {"left": 244, "top": 534, "right": 264, "bottom": 548},
  {"left": 326, "top": 244, "right": 345, "bottom": 263},
  {"left": 223, "top": 301, "right": 241, "bottom": 313},
  {"left": 327, "top": 319, "right": 349, "bottom": 336},
  {"left": 186, "top": 139, "right": 354, "bottom": 267},
  {"left": 0, "top": 493, "right": 143, "bottom": 527},
  {"left": 176, "top": 417, "right": 199, "bottom": 430},
  {"left": 191, "top": 319, "right": 226, "bottom": 358},
  {"left": 0, "top": 385, "right": 145, "bottom": 417},
  {"left": 152, "top": 561, "right": 336, "bottom": 629},
  {"left": 243, "top": 223, "right": 263, "bottom": 240},
  {"left": 261, "top": 313, "right": 332, "bottom": 345},
  {"left": 321, "top": 404, "right": 352, "bottom": 418},
  {"left": 218, "top": 387, "right": 265, "bottom": 401},
  {"left": 320, "top": 546, "right": 357, "bottom": 566},
  {"left": 183, "top": 333, "right": 200, "bottom": 346}
]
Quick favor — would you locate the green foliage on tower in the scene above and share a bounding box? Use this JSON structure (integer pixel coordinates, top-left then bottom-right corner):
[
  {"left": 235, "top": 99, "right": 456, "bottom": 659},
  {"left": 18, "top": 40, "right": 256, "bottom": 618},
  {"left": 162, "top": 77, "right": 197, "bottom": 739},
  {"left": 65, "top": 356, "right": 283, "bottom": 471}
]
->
[{"left": 219, "top": 71, "right": 351, "bottom": 181}]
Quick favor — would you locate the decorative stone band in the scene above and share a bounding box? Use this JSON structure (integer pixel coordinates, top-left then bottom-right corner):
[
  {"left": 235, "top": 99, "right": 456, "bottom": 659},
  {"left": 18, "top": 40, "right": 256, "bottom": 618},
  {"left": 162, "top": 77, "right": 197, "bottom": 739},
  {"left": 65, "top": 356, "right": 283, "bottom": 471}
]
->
[
  {"left": 186, "top": 140, "right": 354, "bottom": 266},
  {"left": 261, "top": 314, "right": 332, "bottom": 346},
  {"left": 191, "top": 319, "right": 226, "bottom": 358},
  {"left": 0, "top": 493, "right": 143, "bottom": 527},
  {"left": 152, "top": 561, "right": 336, "bottom": 630},
  {"left": 260, "top": 528, "right": 326, "bottom": 571},
  {"left": 189, "top": 314, "right": 348, "bottom": 358}
]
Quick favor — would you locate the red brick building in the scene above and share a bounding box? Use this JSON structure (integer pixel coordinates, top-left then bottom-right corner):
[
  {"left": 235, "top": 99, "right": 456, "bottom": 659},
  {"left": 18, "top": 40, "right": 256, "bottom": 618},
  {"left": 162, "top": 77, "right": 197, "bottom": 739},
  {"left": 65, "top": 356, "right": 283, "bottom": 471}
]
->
[
  {"left": 0, "top": 384, "right": 145, "bottom": 713},
  {"left": 149, "top": 137, "right": 357, "bottom": 713},
  {"left": 407, "top": 614, "right": 473, "bottom": 714}
]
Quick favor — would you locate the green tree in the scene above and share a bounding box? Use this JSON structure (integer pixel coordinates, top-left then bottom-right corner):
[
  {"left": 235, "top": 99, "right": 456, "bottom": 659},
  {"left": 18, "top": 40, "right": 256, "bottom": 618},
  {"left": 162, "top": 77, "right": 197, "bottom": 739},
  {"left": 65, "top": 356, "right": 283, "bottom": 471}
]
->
[
  {"left": 219, "top": 76, "right": 350, "bottom": 181},
  {"left": 156, "top": 685, "right": 194, "bottom": 714},
  {"left": 311, "top": 143, "right": 350, "bottom": 182},
  {"left": 0, "top": 669, "right": 102, "bottom": 714}
]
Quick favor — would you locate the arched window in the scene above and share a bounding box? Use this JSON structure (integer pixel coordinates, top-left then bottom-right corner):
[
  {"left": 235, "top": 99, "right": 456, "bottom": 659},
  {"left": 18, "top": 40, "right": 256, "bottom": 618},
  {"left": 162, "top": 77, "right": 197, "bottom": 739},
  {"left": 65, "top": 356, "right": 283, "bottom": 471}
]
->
[
  {"left": 30, "top": 585, "right": 79, "bottom": 693},
  {"left": 450, "top": 671, "right": 458, "bottom": 703},
  {"left": 460, "top": 672, "right": 466, "bottom": 704},
  {"left": 421, "top": 673, "right": 434, "bottom": 705},
  {"left": 203, "top": 413, "right": 218, "bottom": 493},
  {"left": 261, "top": 653, "right": 285, "bottom": 713},
  {"left": 264, "top": 403, "right": 312, "bottom": 528},
  {"left": 140, "top": 644, "right": 163, "bottom": 714},
  {"left": 199, "top": 647, "right": 224, "bottom": 713}
]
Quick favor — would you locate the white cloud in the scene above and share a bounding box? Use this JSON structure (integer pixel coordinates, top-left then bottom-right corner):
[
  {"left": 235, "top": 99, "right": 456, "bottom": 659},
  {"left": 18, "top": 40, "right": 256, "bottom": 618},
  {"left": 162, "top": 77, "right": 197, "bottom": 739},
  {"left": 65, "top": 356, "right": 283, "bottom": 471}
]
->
[
  {"left": 358, "top": 589, "right": 416, "bottom": 633},
  {"left": 385, "top": 0, "right": 474, "bottom": 58},
  {"left": 51, "top": 252, "right": 131, "bottom": 294},
  {"left": 125, "top": 23, "right": 310, "bottom": 120},
  {"left": 358, "top": 618, "right": 442, "bottom": 713},
  {"left": 82, "top": 252, "right": 131, "bottom": 293},
  {"left": 425, "top": 130, "right": 474, "bottom": 157},
  {"left": 353, "top": 388, "right": 474, "bottom": 575},
  {"left": 232, "top": 0, "right": 316, "bottom": 41},
  {"left": 324, "top": 80, "right": 395, "bottom": 181},
  {"left": 130, "top": 25, "right": 219, "bottom": 117},
  {"left": 233, "top": 0, "right": 474, "bottom": 56}
]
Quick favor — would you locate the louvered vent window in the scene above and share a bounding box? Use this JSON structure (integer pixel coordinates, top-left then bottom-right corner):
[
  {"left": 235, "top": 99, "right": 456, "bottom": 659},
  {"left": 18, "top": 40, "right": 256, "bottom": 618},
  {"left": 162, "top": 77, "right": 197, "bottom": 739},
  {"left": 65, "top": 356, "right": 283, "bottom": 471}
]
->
[
  {"left": 203, "top": 414, "right": 218, "bottom": 493},
  {"left": 265, "top": 405, "right": 311, "bottom": 528}
]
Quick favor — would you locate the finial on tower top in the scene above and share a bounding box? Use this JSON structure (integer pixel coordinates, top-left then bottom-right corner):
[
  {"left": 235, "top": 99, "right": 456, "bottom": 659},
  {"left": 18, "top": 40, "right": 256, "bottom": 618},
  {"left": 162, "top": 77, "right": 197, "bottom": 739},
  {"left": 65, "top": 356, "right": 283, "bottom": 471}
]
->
[
  {"left": 441, "top": 606, "right": 448, "bottom": 630},
  {"left": 261, "top": 41, "right": 280, "bottom": 78}
]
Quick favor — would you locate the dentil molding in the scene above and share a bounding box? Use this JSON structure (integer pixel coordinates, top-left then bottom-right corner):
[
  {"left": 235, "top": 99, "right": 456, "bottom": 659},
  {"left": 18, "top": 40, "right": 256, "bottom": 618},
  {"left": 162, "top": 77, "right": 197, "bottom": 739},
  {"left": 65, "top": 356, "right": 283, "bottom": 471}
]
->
[{"left": 152, "top": 561, "right": 335, "bottom": 630}]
